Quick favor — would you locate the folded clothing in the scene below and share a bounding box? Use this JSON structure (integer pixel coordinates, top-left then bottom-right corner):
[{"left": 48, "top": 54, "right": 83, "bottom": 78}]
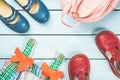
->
[
  {"left": 0, "top": 60, "right": 43, "bottom": 80},
  {"left": 19, "top": 72, "right": 43, "bottom": 80},
  {"left": 0, "top": 60, "right": 19, "bottom": 80}
]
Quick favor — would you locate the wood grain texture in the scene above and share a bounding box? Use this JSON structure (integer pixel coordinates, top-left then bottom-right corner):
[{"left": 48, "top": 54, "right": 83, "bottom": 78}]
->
[
  {"left": 0, "top": 11, "right": 120, "bottom": 34},
  {"left": 0, "top": 36, "right": 113, "bottom": 59},
  {"left": 5, "top": 0, "right": 120, "bottom": 10},
  {"left": 0, "top": 0, "right": 120, "bottom": 80},
  {"left": 0, "top": 60, "right": 120, "bottom": 80}
]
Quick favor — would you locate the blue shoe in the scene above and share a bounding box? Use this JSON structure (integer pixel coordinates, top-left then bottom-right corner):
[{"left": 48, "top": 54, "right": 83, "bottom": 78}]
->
[
  {"left": 16, "top": 0, "right": 50, "bottom": 23},
  {"left": 0, "top": 1, "right": 29, "bottom": 33}
]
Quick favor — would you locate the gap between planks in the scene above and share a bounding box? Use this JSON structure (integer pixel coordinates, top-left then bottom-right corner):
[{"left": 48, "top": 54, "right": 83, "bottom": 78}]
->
[
  {"left": 17, "top": 9, "right": 120, "bottom": 11},
  {"left": 0, "top": 58, "right": 106, "bottom": 60},
  {"left": 0, "top": 34, "right": 120, "bottom": 36}
]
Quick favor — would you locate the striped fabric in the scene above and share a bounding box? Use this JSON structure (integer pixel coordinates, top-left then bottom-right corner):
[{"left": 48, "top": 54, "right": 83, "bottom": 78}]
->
[
  {"left": 45, "top": 54, "right": 65, "bottom": 80},
  {"left": 0, "top": 38, "right": 38, "bottom": 80},
  {"left": 0, "top": 60, "right": 43, "bottom": 80},
  {"left": 0, "top": 60, "right": 19, "bottom": 80},
  {"left": 31, "top": 64, "right": 42, "bottom": 78}
]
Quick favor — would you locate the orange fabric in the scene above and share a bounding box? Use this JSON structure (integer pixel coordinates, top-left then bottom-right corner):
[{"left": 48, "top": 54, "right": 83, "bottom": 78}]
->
[
  {"left": 10, "top": 47, "right": 34, "bottom": 72},
  {"left": 41, "top": 63, "right": 64, "bottom": 80}
]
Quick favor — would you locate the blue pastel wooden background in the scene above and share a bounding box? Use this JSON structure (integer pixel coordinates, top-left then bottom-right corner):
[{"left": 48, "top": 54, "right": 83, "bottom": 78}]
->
[{"left": 0, "top": 0, "right": 120, "bottom": 80}]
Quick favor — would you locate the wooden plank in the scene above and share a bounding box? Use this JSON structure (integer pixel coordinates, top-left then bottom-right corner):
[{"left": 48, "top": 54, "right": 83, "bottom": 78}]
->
[
  {"left": 0, "top": 36, "right": 119, "bottom": 59},
  {"left": 5, "top": 0, "right": 62, "bottom": 10},
  {"left": 5, "top": 0, "right": 120, "bottom": 10},
  {"left": 0, "top": 11, "right": 120, "bottom": 34},
  {"left": 115, "top": 1, "right": 120, "bottom": 9},
  {"left": 1, "top": 1, "right": 120, "bottom": 80},
  {"left": 0, "top": 59, "right": 119, "bottom": 80}
]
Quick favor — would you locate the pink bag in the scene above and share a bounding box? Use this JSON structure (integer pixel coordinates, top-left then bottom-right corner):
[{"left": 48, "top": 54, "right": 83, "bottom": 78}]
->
[{"left": 60, "top": 0, "right": 119, "bottom": 27}]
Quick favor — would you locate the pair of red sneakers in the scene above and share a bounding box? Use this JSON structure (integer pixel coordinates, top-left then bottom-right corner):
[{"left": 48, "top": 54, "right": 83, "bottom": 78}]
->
[{"left": 68, "top": 31, "right": 120, "bottom": 80}]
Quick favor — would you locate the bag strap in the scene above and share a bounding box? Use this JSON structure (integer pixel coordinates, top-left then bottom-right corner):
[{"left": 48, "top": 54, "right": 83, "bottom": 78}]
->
[
  {"left": 61, "top": 14, "right": 81, "bottom": 28},
  {"left": 60, "top": 0, "right": 81, "bottom": 28}
]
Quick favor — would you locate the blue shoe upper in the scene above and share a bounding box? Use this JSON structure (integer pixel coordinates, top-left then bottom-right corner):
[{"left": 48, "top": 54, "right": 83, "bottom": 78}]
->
[
  {"left": 0, "top": 4, "right": 29, "bottom": 33},
  {"left": 17, "top": 0, "right": 50, "bottom": 23},
  {"left": 7, "top": 13, "right": 30, "bottom": 33}
]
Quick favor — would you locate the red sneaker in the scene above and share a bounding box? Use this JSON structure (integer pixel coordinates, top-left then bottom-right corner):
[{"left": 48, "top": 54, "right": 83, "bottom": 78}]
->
[
  {"left": 96, "top": 30, "right": 120, "bottom": 78},
  {"left": 68, "top": 54, "right": 90, "bottom": 80}
]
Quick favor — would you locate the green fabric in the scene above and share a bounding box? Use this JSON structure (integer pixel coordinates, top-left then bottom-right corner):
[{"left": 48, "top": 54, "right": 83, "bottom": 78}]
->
[
  {"left": 0, "top": 38, "right": 36, "bottom": 80},
  {"left": 45, "top": 54, "right": 65, "bottom": 80}
]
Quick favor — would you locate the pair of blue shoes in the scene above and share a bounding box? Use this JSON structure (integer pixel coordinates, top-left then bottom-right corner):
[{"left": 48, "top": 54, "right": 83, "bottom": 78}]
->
[{"left": 0, "top": 0, "right": 49, "bottom": 33}]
